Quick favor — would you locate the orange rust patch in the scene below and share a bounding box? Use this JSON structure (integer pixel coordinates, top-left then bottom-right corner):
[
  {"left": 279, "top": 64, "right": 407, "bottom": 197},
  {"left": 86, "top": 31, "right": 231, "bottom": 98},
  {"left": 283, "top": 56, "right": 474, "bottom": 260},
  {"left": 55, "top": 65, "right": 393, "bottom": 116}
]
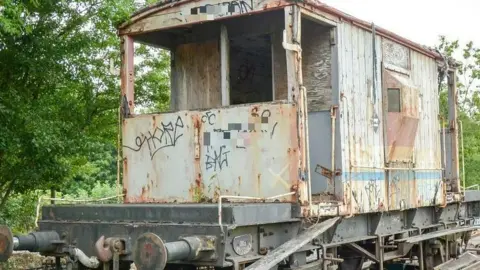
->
[
  {"left": 140, "top": 186, "right": 149, "bottom": 201},
  {"left": 196, "top": 173, "right": 202, "bottom": 187},
  {"left": 251, "top": 106, "right": 260, "bottom": 117},
  {"left": 257, "top": 173, "right": 262, "bottom": 195},
  {"left": 378, "top": 201, "right": 385, "bottom": 211},
  {"left": 302, "top": 207, "right": 310, "bottom": 217},
  {"left": 192, "top": 114, "right": 201, "bottom": 128},
  {"left": 123, "top": 158, "right": 128, "bottom": 174}
]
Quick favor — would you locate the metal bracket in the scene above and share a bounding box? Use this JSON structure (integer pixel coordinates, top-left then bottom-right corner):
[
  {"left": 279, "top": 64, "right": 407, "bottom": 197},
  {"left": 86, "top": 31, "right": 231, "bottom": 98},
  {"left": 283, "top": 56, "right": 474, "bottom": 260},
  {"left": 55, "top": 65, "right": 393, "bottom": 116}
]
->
[
  {"left": 94, "top": 236, "right": 126, "bottom": 263},
  {"left": 282, "top": 30, "right": 302, "bottom": 53},
  {"left": 315, "top": 165, "right": 341, "bottom": 179}
]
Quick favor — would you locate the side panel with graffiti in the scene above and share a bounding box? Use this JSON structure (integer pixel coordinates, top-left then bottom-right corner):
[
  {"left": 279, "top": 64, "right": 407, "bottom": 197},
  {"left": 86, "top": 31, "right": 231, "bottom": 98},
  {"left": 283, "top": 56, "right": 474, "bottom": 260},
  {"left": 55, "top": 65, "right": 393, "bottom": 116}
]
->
[{"left": 122, "top": 102, "right": 298, "bottom": 203}]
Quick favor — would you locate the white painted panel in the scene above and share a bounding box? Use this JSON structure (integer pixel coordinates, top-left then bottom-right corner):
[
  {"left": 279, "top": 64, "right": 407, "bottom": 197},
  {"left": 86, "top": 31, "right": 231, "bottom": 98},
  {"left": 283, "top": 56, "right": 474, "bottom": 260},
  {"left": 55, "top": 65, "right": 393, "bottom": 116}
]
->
[
  {"left": 122, "top": 102, "right": 299, "bottom": 203},
  {"left": 410, "top": 51, "right": 443, "bottom": 207},
  {"left": 337, "top": 21, "right": 386, "bottom": 213}
]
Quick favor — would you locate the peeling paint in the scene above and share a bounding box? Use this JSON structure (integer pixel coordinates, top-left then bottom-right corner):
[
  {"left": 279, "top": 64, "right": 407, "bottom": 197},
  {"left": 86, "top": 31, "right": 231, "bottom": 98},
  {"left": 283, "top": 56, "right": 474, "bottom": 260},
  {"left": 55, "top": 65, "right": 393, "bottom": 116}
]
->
[{"left": 122, "top": 102, "right": 299, "bottom": 203}]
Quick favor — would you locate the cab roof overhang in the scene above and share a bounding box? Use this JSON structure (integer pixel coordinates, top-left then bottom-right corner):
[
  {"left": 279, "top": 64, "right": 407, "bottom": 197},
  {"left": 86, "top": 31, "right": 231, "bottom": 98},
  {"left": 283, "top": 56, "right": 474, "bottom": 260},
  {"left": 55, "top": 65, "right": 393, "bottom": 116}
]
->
[{"left": 117, "top": 0, "right": 447, "bottom": 62}]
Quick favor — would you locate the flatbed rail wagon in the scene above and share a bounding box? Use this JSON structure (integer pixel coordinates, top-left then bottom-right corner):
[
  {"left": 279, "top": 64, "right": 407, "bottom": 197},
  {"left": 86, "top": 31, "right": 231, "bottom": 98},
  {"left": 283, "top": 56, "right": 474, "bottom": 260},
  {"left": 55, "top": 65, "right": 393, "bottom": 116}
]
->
[{"left": 2, "top": 1, "right": 480, "bottom": 269}]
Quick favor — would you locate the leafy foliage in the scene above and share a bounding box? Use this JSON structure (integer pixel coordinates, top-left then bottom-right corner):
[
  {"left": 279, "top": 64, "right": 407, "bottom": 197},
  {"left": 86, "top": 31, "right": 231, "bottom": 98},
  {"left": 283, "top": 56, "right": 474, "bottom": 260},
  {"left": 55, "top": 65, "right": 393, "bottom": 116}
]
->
[
  {"left": 0, "top": 0, "right": 170, "bottom": 208},
  {"left": 437, "top": 36, "right": 480, "bottom": 187}
]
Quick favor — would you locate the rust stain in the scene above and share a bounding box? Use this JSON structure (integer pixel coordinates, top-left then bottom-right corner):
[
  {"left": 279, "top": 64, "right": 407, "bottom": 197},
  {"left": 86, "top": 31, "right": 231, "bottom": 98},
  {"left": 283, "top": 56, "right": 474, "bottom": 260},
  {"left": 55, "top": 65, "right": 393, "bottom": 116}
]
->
[
  {"left": 378, "top": 201, "right": 385, "bottom": 211},
  {"left": 193, "top": 114, "right": 201, "bottom": 128},
  {"left": 123, "top": 158, "right": 128, "bottom": 174},
  {"left": 250, "top": 106, "right": 260, "bottom": 117},
  {"left": 140, "top": 185, "right": 150, "bottom": 201},
  {"left": 302, "top": 207, "right": 310, "bottom": 217},
  {"left": 124, "top": 104, "right": 300, "bottom": 204},
  {"left": 152, "top": 115, "right": 156, "bottom": 128},
  {"left": 256, "top": 173, "right": 261, "bottom": 197},
  {"left": 192, "top": 114, "right": 203, "bottom": 202},
  {"left": 213, "top": 185, "right": 221, "bottom": 202},
  {"left": 189, "top": 173, "right": 207, "bottom": 202}
]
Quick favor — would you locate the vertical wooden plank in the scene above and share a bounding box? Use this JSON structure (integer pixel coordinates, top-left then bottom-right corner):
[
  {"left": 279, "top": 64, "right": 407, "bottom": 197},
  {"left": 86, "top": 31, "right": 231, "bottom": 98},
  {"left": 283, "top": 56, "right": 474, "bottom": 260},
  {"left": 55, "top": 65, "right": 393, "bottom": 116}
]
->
[
  {"left": 375, "top": 35, "right": 384, "bottom": 168},
  {"left": 272, "top": 31, "right": 288, "bottom": 100},
  {"left": 174, "top": 41, "right": 221, "bottom": 110},
  {"left": 220, "top": 25, "right": 230, "bottom": 106},
  {"left": 170, "top": 50, "right": 177, "bottom": 111},
  {"left": 121, "top": 35, "right": 135, "bottom": 114}
]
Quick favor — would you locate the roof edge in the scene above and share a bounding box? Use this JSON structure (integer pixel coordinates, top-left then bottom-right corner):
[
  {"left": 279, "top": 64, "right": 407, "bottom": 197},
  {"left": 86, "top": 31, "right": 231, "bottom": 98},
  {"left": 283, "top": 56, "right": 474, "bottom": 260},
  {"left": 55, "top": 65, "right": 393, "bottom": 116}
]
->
[
  {"left": 120, "top": 0, "right": 448, "bottom": 64},
  {"left": 302, "top": 1, "right": 442, "bottom": 60}
]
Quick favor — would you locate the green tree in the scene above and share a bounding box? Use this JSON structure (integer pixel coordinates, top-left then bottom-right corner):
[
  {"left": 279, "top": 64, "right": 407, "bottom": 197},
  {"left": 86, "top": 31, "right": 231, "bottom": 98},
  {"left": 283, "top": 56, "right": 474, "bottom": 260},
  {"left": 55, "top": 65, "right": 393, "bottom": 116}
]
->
[
  {"left": 0, "top": 0, "right": 170, "bottom": 208},
  {"left": 437, "top": 36, "right": 480, "bottom": 187}
]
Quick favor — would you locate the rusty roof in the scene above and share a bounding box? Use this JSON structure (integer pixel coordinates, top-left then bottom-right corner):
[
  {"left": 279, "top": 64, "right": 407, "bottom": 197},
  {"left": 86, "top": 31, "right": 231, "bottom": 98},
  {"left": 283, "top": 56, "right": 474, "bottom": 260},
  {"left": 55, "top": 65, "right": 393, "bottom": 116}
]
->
[{"left": 120, "top": 0, "right": 443, "bottom": 60}]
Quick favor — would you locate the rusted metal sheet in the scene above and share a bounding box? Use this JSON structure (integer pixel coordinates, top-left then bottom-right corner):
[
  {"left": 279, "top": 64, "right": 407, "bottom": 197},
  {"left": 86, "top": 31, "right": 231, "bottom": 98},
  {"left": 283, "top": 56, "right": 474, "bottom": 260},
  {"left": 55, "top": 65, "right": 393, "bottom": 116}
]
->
[
  {"left": 122, "top": 102, "right": 298, "bottom": 203},
  {"left": 120, "top": 0, "right": 290, "bottom": 35},
  {"left": 384, "top": 71, "right": 419, "bottom": 163}
]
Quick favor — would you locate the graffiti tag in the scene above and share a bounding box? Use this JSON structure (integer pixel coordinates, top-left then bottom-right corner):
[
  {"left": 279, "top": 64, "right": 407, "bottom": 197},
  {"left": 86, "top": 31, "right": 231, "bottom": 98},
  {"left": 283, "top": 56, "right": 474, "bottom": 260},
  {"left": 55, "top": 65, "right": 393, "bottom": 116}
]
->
[
  {"left": 124, "top": 116, "right": 184, "bottom": 160},
  {"left": 205, "top": 145, "right": 230, "bottom": 171}
]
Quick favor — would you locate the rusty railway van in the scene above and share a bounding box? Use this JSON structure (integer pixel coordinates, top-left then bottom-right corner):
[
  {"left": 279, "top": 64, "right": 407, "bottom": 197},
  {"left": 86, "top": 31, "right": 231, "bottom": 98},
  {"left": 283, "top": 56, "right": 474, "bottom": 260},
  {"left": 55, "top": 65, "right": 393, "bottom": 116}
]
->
[{"left": 2, "top": 0, "right": 480, "bottom": 270}]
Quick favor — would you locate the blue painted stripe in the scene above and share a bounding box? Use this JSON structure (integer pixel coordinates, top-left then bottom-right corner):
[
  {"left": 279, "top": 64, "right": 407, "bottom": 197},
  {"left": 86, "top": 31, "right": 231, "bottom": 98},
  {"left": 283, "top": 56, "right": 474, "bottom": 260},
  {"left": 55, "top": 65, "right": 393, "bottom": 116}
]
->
[{"left": 341, "top": 171, "right": 442, "bottom": 181}]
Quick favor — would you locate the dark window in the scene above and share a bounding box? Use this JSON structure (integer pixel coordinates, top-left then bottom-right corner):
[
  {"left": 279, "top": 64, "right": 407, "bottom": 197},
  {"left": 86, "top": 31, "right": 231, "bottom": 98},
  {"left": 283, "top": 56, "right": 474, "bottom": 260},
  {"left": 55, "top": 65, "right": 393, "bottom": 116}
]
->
[
  {"left": 229, "top": 34, "right": 273, "bottom": 105},
  {"left": 388, "top": 88, "right": 401, "bottom": 112}
]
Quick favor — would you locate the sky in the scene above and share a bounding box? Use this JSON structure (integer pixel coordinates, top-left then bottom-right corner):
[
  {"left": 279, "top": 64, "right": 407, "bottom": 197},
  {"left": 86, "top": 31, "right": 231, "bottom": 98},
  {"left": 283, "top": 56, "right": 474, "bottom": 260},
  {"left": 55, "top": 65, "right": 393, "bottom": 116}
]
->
[{"left": 321, "top": 0, "right": 480, "bottom": 48}]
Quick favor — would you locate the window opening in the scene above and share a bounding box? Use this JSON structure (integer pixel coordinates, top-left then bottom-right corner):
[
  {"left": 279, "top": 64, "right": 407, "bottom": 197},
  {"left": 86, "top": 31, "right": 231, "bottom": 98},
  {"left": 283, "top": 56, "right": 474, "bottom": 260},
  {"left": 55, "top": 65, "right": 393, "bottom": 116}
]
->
[
  {"left": 229, "top": 34, "right": 273, "bottom": 105},
  {"left": 388, "top": 88, "right": 401, "bottom": 112}
]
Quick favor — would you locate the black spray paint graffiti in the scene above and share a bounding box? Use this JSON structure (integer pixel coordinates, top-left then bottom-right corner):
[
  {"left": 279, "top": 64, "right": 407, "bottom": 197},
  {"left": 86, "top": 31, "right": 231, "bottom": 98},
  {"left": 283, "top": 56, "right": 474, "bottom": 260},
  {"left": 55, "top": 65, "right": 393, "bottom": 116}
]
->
[
  {"left": 124, "top": 116, "right": 184, "bottom": 160},
  {"left": 365, "top": 179, "right": 380, "bottom": 210},
  {"left": 190, "top": 0, "right": 253, "bottom": 16},
  {"left": 205, "top": 145, "right": 230, "bottom": 171},
  {"left": 390, "top": 176, "right": 400, "bottom": 197},
  {"left": 201, "top": 111, "right": 216, "bottom": 125}
]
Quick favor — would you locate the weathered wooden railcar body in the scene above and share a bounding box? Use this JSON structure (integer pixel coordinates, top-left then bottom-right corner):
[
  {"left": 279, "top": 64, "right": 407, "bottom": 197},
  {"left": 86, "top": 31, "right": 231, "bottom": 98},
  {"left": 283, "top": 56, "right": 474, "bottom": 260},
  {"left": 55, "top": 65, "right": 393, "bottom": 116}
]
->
[
  {"left": 3, "top": 1, "right": 480, "bottom": 270},
  {"left": 119, "top": 0, "right": 458, "bottom": 216}
]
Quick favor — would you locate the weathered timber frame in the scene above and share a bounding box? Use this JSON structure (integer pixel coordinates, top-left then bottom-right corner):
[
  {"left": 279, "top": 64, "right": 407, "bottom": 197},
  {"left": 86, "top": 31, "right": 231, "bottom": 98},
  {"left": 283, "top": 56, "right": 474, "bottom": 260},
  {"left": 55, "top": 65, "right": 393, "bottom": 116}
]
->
[{"left": 121, "top": 35, "right": 135, "bottom": 116}]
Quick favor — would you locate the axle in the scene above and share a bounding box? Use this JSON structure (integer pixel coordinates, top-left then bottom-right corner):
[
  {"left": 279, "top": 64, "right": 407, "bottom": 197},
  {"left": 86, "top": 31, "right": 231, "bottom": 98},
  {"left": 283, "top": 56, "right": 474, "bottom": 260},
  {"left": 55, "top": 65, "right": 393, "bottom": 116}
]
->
[
  {"left": 1, "top": 225, "right": 216, "bottom": 270},
  {"left": 0, "top": 226, "right": 61, "bottom": 261},
  {"left": 132, "top": 233, "right": 216, "bottom": 270}
]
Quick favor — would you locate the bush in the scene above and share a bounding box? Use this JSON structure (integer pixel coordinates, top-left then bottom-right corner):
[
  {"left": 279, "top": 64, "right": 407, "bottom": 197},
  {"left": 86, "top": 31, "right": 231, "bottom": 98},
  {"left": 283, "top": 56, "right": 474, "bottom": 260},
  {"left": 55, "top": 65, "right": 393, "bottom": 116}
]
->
[{"left": 0, "top": 181, "right": 118, "bottom": 234}]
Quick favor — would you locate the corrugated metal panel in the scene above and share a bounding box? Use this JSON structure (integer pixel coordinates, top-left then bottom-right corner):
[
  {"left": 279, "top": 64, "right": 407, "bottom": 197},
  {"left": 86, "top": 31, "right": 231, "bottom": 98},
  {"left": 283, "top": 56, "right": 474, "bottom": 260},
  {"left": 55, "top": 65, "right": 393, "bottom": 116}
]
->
[
  {"left": 337, "top": 22, "right": 386, "bottom": 213},
  {"left": 409, "top": 51, "right": 444, "bottom": 207},
  {"left": 122, "top": 102, "right": 298, "bottom": 203}
]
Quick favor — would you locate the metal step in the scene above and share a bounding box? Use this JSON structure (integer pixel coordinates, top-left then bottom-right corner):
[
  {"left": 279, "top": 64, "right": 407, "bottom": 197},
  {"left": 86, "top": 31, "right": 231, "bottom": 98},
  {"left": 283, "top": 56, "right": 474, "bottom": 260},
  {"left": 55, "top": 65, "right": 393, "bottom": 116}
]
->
[
  {"left": 244, "top": 217, "right": 340, "bottom": 270},
  {"left": 434, "top": 252, "right": 480, "bottom": 270}
]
